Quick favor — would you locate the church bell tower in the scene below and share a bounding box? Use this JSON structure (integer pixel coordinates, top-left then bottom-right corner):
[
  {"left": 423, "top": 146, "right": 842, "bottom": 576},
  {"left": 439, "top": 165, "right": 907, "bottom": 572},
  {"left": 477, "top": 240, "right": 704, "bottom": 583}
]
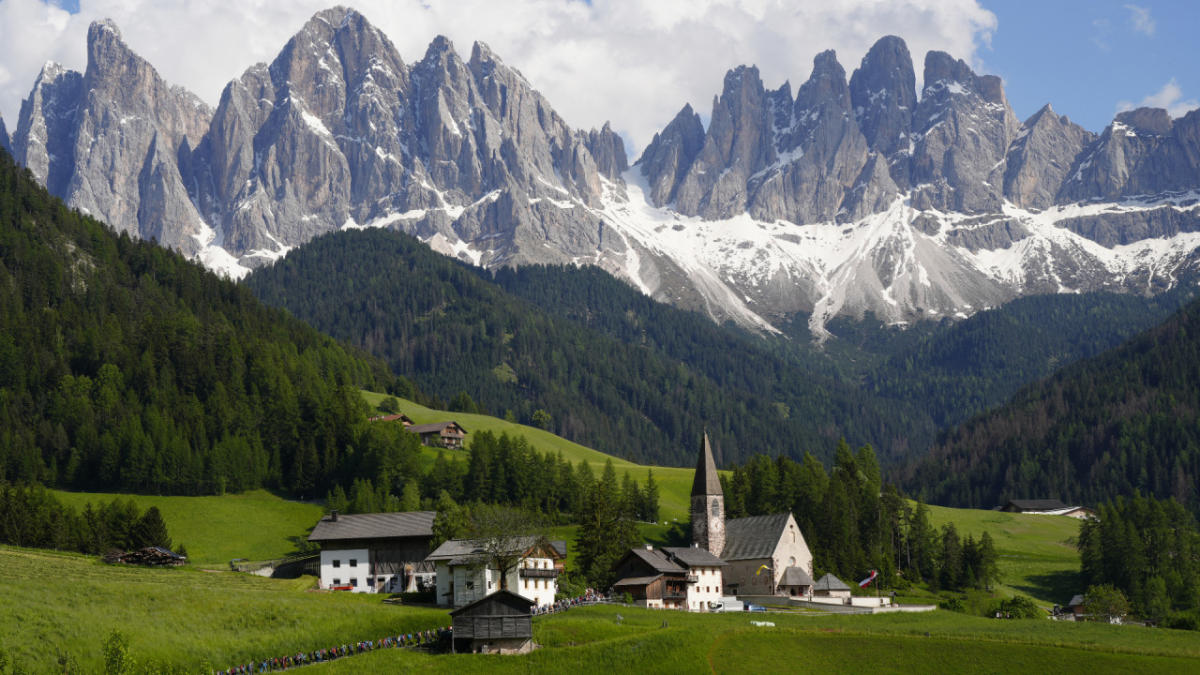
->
[{"left": 691, "top": 432, "right": 725, "bottom": 557}]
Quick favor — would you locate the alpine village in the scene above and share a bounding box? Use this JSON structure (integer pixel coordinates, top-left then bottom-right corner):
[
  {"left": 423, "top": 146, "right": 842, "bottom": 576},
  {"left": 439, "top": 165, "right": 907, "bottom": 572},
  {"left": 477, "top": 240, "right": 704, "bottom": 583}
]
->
[{"left": 2, "top": 3, "right": 1200, "bottom": 673}]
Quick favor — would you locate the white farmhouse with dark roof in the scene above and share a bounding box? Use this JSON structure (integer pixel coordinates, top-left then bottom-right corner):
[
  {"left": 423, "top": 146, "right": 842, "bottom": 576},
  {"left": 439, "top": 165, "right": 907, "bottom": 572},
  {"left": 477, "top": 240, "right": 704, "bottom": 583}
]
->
[
  {"left": 307, "top": 510, "right": 436, "bottom": 593},
  {"left": 611, "top": 545, "right": 726, "bottom": 611},
  {"left": 426, "top": 537, "right": 566, "bottom": 608},
  {"left": 691, "top": 433, "right": 815, "bottom": 597}
]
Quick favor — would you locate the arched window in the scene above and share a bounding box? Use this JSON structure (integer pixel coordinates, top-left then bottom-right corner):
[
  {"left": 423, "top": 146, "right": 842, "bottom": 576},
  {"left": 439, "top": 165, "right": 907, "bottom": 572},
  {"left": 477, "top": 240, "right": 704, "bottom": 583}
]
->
[{"left": 711, "top": 500, "right": 720, "bottom": 518}]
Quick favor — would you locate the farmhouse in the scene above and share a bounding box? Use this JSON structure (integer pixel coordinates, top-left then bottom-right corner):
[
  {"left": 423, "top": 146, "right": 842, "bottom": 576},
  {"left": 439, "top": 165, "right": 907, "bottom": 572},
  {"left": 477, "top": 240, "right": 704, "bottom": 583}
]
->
[
  {"left": 408, "top": 421, "right": 468, "bottom": 449},
  {"left": 427, "top": 536, "right": 565, "bottom": 608},
  {"left": 690, "top": 433, "right": 815, "bottom": 597},
  {"left": 450, "top": 590, "right": 535, "bottom": 654},
  {"left": 611, "top": 545, "right": 726, "bottom": 611},
  {"left": 307, "top": 510, "right": 436, "bottom": 593},
  {"left": 1001, "top": 499, "right": 1096, "bottom": 519}
]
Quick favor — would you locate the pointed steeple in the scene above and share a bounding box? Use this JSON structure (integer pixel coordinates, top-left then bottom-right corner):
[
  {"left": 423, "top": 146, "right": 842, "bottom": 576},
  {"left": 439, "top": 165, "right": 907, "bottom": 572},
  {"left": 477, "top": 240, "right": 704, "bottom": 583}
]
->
[{"left": 691, "top": 432, "right": 722, "bottom": 497}]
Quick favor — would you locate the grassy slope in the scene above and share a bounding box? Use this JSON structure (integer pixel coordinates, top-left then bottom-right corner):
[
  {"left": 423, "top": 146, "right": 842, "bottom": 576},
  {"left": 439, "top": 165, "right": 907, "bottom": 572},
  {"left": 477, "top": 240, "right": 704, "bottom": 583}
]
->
[
  {"left": 51, "top": 489, "right": 324, "bottom": 567},
  {"left": 0, "top": 546, "right": 447, "bottom": 673},
  {"left": 6, "top": 547, "right": 1198, "bottom": 673},
  {"left": 925, "top": 503, "right": 1081, "bottom": 606},
  {"left": 319, "top": 604, "right": 1200, "bottom": 673},
  {"left": 362, "top": 391, "right": 700, "bottom": 522}
]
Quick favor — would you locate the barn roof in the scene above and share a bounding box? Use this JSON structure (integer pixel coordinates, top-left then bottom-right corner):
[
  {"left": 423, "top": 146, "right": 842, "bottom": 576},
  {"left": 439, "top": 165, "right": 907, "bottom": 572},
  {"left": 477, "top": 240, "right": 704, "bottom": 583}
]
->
[
  {"left": 662, "top": 546, "right": 727, "bottom": 568},
  {"left": 308, "top": 511, "right": 435, "bottom": 542},
  {"left": 449, "top": 589, "right": 534, "bottom": 617},
  {"left": 408, "top": 421, "right": 466, "bottom": 434},
  {"left": 691, "top": 433, "right": 723, "bottom": 497},
  {"left": 720, "top": 513, "right": 792, "bottom": 561},
  {"left": 613, "top": 574, "right": 664, "bottom": 587},
  {"left": 779, "top": 566, "right": 814, "bottom": 587},
  {"left": 1006, "top": 499, "right": 1069, "bottom": 511},
  {"left": 813, "top": 573, "right": 850, "bottom": 592}
]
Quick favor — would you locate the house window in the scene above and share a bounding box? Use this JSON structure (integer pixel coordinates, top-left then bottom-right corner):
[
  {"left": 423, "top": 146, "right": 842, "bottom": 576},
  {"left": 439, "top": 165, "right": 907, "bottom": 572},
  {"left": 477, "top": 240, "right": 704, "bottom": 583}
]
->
[
  {"left": 332, "top": 578, "right": 341, "bottom": 586},
  {"left": 349, "top": 559, "right": 358, "bottom": 567},
  {"left": 367, "top": 577, "right": 374, "bottom": 585},
  {"left": 351, "top": 578, "right": 358, "bottom": 587},
  {"left": 332, "top": 560, "right": 341, "bottom": 568}
]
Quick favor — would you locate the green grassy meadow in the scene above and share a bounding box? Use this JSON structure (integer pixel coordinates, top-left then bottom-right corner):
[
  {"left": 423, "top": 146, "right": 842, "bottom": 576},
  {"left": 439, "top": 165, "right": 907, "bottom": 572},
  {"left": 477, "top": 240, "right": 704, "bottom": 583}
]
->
[
  {"left": 5, "top": 547, "right": 1196, "bottom": 674},
  {"left": 51, "top": 489, "right": 325, "bottom": 567},
  {"left": 315, "top": 604, "right": 1200, "bottom": 673},
  {"left": 0, "top": 546, "right": 448, "bottom": 673},
  {"left": 925, "top": 503, "right": 1081, "bottom": 606}
]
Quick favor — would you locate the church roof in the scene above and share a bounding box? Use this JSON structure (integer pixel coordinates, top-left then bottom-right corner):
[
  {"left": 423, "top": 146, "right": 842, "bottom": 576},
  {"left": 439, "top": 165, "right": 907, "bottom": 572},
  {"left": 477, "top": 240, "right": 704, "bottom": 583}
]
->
[
  {"left": 720, "top": 513, "right": 792, "bottom": 561},
  {"left": 691, "top": 433, "right": 722, "bottom": 497},
  {"left": 813, "top": 573, "right": 851, "bottom": 592},
  {"left": 779, "top": 566, "right": 814, "bottom": 587}
]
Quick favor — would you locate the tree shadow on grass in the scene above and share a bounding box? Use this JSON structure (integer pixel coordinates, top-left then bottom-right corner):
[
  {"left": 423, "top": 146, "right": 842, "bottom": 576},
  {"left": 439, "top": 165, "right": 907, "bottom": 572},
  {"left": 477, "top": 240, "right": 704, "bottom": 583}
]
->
[{"left": 1011, "top": 570, "right": 1081, "bottom": 604}]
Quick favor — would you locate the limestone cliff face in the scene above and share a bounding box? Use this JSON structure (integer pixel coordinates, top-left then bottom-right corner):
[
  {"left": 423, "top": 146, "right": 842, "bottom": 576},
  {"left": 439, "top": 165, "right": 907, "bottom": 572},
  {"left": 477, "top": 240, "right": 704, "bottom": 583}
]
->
[{"left": 9, "top": 17, "right": 1200, "bottom": 334}]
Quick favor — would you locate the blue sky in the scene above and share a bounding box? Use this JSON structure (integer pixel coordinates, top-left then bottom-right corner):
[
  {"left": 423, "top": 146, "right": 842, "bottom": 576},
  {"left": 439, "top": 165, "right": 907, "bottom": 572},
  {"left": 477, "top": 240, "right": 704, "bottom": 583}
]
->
[
  {"left": 981, "top": 1, "right": 1198, "bottom": 130},
  {"left": 3, "top": 1, "right": 1196, "bottom": 147}
]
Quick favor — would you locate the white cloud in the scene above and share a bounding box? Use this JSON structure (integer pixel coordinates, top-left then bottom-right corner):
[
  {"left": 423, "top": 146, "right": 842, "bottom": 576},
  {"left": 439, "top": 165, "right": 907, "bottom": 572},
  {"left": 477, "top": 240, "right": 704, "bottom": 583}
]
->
[
  {"left": 0, "top": 0, "right": 997, "bottom": 153},
  {"left": 1124, "top": 4, "right": 1155, "bottom": 36},
  {"left": 1116, "top": 79, "right": 1200, "bottom": 119}
]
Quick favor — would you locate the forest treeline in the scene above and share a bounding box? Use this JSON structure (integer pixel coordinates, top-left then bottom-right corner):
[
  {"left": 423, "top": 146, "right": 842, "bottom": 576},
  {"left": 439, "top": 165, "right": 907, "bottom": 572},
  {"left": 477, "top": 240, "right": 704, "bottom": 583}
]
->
[
  {"left": 0, "top": 482, "right": 174, "bottom": 555},
  {"left": 723, "top": 443, "right": 998, "bottom": 593},
  {"left": 0, "top": 148, "right": 411, "bottom": 497},
  {"left": 901, "top": 295, "right": 1200, "bottom": 515},
  {"left": 324, "top": 429, "right": 659, "bottom": 525},
  {"left": 1078, "top": 495, "right": 1200, "bottom": 627}
]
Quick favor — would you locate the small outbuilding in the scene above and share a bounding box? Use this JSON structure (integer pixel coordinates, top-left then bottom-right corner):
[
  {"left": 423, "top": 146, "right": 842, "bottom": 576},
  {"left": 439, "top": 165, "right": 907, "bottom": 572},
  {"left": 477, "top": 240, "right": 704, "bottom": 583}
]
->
[
  {"left": 450, "top": 590, "right": 534, "bottom": 654},
  {"left": 778, "top": 565, "right": 815, "bottom": 597},
  {"left": 812, "top": 573, "right": 852, "bottom": 599}
]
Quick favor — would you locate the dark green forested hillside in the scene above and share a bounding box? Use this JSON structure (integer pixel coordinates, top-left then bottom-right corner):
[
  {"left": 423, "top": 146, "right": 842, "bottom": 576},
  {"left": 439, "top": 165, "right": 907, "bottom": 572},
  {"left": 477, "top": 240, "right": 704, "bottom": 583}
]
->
[
  {"left": 245, "top": 229, "right": 927, "bottom": 467},
  {"left": 0, "top": 148, "right": 406, "bottom": 496},
  {"left": 900, "top": 296, "right": 1200, "bottom": 514},
  {"left": 246, "top": 225, "right": 1191, "bottom": 470}
]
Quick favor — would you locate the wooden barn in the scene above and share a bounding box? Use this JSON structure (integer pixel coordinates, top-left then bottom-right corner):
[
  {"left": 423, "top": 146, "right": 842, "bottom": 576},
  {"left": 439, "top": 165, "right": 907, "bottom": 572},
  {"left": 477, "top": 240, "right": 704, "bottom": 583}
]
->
[{"left": 449, "top": 590, "right": 535, "bottom": 654}]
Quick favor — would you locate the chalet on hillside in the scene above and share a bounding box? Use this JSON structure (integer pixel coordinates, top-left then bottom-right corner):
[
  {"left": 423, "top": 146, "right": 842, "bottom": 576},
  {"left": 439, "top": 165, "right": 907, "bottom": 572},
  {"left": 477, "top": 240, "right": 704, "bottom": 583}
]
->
[
  {"left": 427, "top": 536, "right": 566, "bottom": 608},
  {"left": 367, "top": 412, "right": 414, "bottom": 426},
  {"left": 308, "top": 510, "right": 436, "bottom": 593},
  {"left": 1001, "top": 499, "right": 1096, "bottom": 519},
  {"left": 408, "top": 421, "right": 468, "bottom": 449},
  {"left": 450, "top": 590, "right": 534, "bottom": 654}
]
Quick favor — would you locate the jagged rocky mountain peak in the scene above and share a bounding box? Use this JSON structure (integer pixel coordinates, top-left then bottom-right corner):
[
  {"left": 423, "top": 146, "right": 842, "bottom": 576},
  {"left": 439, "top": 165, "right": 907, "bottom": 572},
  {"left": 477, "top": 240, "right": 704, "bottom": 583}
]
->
[
  {"left": 9, "top": 13, "right": 1200, "bottom": 337},
  {"left": 0, "top": 115, "right": 9, "bottom": 154},
  {"left": 1115, "top": 106, "right": 1173, "bottom": 135}
]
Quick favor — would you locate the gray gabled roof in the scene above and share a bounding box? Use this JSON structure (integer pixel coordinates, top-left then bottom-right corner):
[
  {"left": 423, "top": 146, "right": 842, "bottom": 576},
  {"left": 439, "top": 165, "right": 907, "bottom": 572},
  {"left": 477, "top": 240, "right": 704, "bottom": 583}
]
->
[
  {"left": 720, "top": 513, "right": 791, "bottom": 561},
  {"left": 625, "top": 547, "right": 687, "bottom": 574},
  {"left": 426, "top": 536, "right": 564, "bottom": 564},
  {"left": 779, "top": 566, "right": 814, "bottom": 587},
  {"left": 308, "top": 511, "right": 435, "bottom": 542},
  {"left": 813, "top": 573, "right": 850, "bottom": 592},
  {"left": 662, "top": 546, "right": 727, "bottom": 568},
  {"left": 1068, "top": 594, "right": 1085, "bottom": 608},
  {"left": 691, "top": 432, "right": 723, "bottom": 497},
  {"left": 1006, "top": 499, "right": 1069, "bottom": 511}
]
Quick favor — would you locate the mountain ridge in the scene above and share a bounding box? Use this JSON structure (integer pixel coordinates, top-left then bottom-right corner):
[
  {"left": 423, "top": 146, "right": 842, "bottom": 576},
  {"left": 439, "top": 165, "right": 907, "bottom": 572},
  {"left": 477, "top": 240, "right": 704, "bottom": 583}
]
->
[{"left": 8, "top": 7, "right": 1200, "bottom": 336}]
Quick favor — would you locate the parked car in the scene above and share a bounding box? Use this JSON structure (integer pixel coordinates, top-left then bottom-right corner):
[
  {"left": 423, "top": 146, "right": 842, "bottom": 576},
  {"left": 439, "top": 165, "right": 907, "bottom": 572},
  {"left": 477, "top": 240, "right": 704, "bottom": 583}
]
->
[{"left": 745, "top": 604, "right": 767, "bottom": 613}]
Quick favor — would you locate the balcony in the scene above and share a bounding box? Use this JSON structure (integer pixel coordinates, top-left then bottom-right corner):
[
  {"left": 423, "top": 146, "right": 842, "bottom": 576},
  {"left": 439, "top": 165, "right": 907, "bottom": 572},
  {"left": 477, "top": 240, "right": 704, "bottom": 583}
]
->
[
  {"left": 686, "top": 575, "right": 699, "bottom": 584},
  {"left": 519, "top": 568, "right": 559, "bottom": 579}
]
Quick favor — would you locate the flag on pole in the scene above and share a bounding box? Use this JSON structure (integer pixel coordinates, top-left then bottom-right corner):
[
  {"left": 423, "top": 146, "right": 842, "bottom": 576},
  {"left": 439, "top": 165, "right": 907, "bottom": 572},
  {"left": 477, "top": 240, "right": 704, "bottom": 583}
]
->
[{"left": 858, "top": 569, "right": 878, "bottom": 588}]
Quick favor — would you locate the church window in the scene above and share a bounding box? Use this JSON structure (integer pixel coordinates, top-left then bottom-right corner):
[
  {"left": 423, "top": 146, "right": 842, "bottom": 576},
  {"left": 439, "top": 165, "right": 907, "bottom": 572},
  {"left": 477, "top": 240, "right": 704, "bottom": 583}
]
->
[{"left": 711, "top": 500, "right": 720, "bottom": 517}]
